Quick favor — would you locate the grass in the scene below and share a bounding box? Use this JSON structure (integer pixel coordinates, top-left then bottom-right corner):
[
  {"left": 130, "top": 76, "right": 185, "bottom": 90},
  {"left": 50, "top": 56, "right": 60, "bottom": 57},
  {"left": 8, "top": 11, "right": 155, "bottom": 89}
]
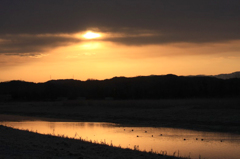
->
[{"left": 0, "top": 125, "right": 186, "bottom": 159}]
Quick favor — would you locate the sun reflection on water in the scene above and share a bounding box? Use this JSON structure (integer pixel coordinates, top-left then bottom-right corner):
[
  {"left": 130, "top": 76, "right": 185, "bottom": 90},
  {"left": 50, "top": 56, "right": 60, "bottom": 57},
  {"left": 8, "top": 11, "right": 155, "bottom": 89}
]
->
[{"left": 1, "top": 121, "right": 240, "bottom": 159}]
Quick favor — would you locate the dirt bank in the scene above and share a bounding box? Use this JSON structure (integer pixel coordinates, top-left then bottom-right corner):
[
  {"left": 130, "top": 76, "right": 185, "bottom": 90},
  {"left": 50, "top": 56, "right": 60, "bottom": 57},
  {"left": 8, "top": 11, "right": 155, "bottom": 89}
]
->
[{"left": 0, "top": 125, "right": 182, "bottom": 159}]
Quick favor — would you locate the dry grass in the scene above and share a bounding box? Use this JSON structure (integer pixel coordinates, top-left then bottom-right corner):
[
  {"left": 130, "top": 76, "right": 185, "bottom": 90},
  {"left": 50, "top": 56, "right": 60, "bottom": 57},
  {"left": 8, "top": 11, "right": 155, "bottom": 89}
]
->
[{"left": 0, "top": 125, "right": 183, "bottom": 159}]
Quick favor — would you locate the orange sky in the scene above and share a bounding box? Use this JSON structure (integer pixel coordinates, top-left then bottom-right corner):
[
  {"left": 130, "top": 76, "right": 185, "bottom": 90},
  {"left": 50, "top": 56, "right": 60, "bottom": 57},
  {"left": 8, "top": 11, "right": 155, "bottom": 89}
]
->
[
  {"left": 1, "top": 1, "right": 240, "bottom": 82},
  {"left": 1, "top": 31, "right": 240, "bottom": 82}
]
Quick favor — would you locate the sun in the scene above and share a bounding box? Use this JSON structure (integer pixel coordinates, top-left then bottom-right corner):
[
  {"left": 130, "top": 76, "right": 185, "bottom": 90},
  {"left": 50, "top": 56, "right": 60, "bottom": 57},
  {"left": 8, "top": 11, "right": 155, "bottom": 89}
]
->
[{"left": 83, "top": 31, "right": 101, "bottom": 39}]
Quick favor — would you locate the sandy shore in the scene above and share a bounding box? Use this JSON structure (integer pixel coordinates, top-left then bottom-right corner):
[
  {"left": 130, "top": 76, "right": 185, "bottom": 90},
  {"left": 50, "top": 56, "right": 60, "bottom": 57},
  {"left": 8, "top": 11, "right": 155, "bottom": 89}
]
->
[{"left": 0, "top": 125, "right": 182, "bottom": 159}]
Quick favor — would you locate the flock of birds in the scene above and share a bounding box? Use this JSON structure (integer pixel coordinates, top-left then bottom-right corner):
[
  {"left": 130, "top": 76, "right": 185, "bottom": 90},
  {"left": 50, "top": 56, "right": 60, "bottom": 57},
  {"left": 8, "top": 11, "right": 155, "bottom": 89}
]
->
[{"left": 124, "top": 128, "right": 223, "bottom": 142}]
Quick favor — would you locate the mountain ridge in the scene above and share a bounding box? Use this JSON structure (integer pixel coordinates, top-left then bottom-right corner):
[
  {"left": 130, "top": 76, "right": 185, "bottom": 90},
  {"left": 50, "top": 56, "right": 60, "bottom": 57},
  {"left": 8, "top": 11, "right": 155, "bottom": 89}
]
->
[
  {"left": 212, "top": 71, "right": 240, "bottom": 79},
  {"left": 1, "top": 72, "right": 240, "bottom": 101}
]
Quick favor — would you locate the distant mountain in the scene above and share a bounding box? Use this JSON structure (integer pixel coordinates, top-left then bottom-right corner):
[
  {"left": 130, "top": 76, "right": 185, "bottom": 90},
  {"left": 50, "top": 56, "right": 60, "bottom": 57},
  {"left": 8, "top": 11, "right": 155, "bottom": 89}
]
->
[
  {"left": 213, "top": 71, "right": 240, "bottom": 79},
  {"left": 1, "top": 74, "right": 240, "bottom": 101}
]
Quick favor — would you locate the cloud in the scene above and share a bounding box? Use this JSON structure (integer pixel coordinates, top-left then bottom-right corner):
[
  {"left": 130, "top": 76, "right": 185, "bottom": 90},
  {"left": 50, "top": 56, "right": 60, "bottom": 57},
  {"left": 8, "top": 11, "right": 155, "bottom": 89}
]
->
[
  {"left": 103, "top": 31, "right": 240, "bottom": 46},
  {"left": 0, "top": 34, "right": 81, "bottom": 55},
  {"left": 1, "top": 0, "right": 240, "bottom": 52}
]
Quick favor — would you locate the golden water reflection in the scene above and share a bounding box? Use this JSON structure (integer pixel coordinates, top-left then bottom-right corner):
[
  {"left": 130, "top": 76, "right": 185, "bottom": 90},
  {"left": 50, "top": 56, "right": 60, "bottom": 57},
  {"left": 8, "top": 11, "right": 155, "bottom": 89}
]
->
[{"left": 1, "top": 121, "right": 240, "bottom": 159}]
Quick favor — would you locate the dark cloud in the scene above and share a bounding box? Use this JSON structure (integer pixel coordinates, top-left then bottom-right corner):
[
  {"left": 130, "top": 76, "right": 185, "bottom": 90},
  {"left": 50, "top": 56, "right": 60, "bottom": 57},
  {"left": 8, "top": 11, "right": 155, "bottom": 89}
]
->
[
  {"left": 0, "top": 35, "right": 80, "bottom": 54},
  {"left": 104, "top": 31, "right": 240, "bottom": 46},
  {"left": 1, "top": 0, "right": 240, "bottom": 51}
]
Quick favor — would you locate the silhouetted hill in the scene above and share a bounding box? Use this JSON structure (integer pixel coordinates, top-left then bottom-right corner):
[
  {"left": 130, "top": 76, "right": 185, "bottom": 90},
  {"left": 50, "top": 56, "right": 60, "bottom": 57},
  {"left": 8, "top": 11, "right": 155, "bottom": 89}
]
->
[
  {"left": 213, "top": 71, "right": 240, "bottom": 79},
  {"left": 0, "top": 74, "right": 240, "bottom": 101}
]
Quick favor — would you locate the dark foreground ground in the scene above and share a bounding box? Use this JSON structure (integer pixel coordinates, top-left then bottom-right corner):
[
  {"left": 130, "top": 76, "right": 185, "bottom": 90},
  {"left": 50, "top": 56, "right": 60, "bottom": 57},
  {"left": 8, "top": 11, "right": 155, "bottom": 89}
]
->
[
  {"left": 0, "top": 125, "right": 182, "bottom": 159},
  {"left": 1, "top": 98, "right": 240, "bottom": 134}
]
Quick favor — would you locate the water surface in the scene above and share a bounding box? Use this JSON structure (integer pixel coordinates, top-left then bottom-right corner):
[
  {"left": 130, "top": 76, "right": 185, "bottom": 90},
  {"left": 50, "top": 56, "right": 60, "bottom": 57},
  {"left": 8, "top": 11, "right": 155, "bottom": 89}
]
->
[{"left": 1, "top": 121, "right": 240, "bottom": 159}]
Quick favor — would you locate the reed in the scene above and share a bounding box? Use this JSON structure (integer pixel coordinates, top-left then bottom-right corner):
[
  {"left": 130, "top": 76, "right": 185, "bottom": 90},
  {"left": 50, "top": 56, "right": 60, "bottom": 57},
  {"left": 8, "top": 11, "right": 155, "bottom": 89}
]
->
[
  {"left": 2, "top": 125, "right": 191, "bottom": 159},
  {"left": 133, "top": 145, "right": 139, "bottom": 151}
]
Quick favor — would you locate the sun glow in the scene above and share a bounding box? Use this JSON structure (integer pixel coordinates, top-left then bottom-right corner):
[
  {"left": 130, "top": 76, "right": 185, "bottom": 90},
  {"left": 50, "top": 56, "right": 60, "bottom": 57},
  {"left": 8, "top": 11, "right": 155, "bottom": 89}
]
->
[{"left": 83, "top": 31, "right": 101, "bottom": 39}]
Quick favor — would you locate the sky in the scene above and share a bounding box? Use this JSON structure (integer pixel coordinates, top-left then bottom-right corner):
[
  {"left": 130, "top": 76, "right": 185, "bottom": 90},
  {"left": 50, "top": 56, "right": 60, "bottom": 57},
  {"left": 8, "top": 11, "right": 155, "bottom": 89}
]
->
[{"left": 1, "top": 0, "right": 240, "bottom": 82}]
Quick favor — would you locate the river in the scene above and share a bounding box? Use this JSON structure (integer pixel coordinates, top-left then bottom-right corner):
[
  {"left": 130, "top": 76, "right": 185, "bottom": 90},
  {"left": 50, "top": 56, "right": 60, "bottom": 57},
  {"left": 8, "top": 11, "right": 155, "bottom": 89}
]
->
[{"left": 0, "top": 121, "right": 240, "bottom": 159}]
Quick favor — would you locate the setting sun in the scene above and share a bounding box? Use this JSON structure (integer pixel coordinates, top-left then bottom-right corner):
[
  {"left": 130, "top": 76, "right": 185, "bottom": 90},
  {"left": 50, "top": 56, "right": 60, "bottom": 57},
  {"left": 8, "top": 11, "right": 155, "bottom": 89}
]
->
[{"left": 83, "top": 31, "right": 101, "bottom": 39}]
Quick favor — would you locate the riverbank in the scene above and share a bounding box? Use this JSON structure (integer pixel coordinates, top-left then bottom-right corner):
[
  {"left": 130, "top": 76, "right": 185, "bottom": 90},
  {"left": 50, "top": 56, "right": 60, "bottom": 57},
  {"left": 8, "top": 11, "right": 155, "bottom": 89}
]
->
[
  {"left": 0, "top": 125, "right": 183, "bottom": 159},
  {"left": 1, "top": 98, "right": 240, "bottom": 134}
]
